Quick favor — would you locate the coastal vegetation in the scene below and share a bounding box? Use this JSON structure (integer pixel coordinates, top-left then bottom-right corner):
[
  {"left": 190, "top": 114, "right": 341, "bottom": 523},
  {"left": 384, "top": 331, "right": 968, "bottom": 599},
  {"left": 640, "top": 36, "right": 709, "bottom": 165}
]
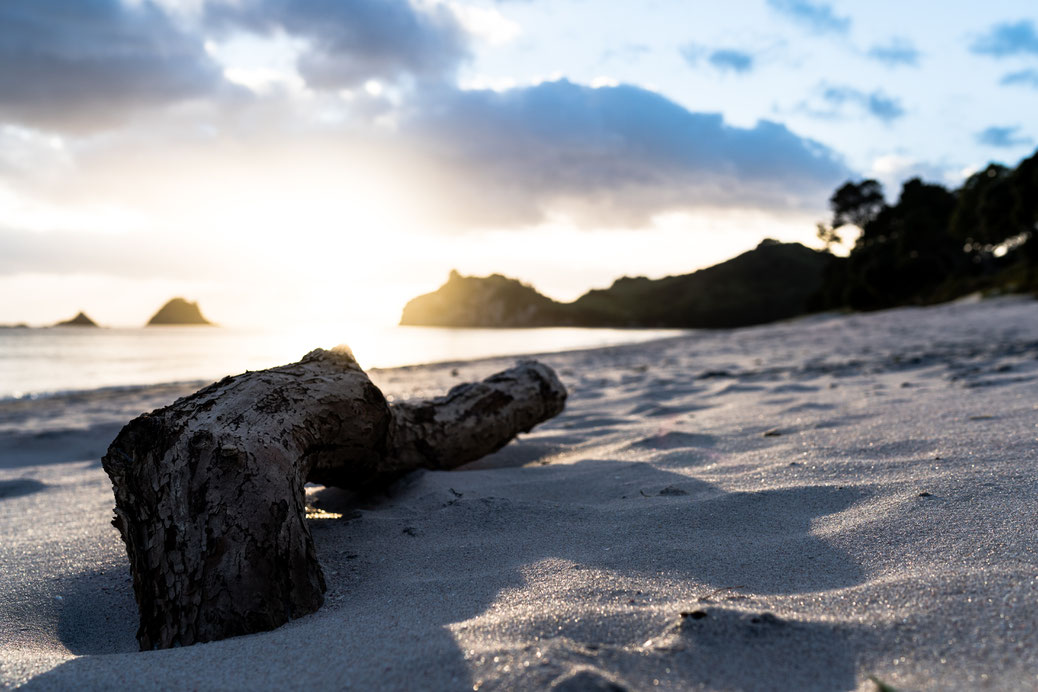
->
[{"left": 815, "top": 147, "right": 1038, "bottom": 310}]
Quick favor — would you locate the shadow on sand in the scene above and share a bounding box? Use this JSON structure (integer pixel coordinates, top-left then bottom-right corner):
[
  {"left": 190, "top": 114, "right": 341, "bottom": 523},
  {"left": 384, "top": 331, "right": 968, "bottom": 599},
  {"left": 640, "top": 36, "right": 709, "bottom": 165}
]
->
[
  {"left": 0, "top": 423, "right": 121, "bottom": 469},
  {"left": 33, "top": 453, "right": 872, "bottom": 691},
  {"left": 0, "top": 478, "right": 48, "bottom": 499}
]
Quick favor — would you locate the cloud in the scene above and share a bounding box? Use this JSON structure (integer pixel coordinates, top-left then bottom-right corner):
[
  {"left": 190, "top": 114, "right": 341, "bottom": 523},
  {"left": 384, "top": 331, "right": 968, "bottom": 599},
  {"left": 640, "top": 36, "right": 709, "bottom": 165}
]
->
[
  {"left": 859, "top": 93, "right": 904, "bottom": 122},
  {"left": 976, "top": 125, "right": 1033, "bottom": 148},
  {"left": 0, "top": 76, "right": 854, "bottom": 238},
  {"left": 206, "top": 0, "right": 470, "bottom": 90},
  {"left": 971, "top": 20, "right": 1038, "bottom": 57},
  {"left": 1001, "top": 68, "right": 1038, "bottom": 88},
  {"left": 449, "top": 3, "right": 521, "bottom": 46},
  {"left": 806, "top": 85, "right": 905, "bottom": 123},
  {"left": 0, "top": 227, "right": 225, "bottom": 279},
  {"left": 867, "top": 154, "right": 967, "bottom": 192},
  {"left": 766, "top": 0, "right": 850, "bottom": 34},
  {"left": 708, "top": 49, "right": 755, "bottom": 74},
  {"left": 867, "top": 38, "right": 920, "bottom": 67},
  {"left": 0, "top": 0, "right": 474, "bottom": 130},
  {"left": 0, "top": 0, "right": 225, "bottom": 131},
  {"left": 681, "top": 45, "right": 755, "bottom": 74},
  {"left": 399, "top": 79, "right": 851, "bottom": 228}
]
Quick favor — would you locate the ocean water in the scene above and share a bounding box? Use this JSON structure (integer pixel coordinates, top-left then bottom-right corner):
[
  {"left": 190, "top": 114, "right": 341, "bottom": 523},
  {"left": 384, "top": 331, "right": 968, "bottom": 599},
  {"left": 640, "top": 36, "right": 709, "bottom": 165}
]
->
[{"left": 0, "top": 325, "right": 685, "bottom": 399}]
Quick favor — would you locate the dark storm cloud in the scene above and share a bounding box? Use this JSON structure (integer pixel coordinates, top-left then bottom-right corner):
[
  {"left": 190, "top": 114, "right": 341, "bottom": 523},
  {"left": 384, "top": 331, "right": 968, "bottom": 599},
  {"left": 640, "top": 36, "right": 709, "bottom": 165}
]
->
[
  {"left": 867, "top": 38, "right": 920, "bottom": 67},
  {"left": 766, "top": 0, "right": 850, "bottom": 35},
  {"left": 206, "top": 0, "right": 470, "bottom": 90},
  {"left": 400, "top": 79, "right": 851, "bottom": 228},
  {"left": 976, "top": 126, "right": 1033, "bottom": 148},
  {"left": 0, "top": 0, "right": 225, "bottom": 130},
  {"left": 1000, "top": 68, "right": 1038, "bottom": 88},
  {"left": 971, "top": 20, "right": 1038, "bottom": 57}
]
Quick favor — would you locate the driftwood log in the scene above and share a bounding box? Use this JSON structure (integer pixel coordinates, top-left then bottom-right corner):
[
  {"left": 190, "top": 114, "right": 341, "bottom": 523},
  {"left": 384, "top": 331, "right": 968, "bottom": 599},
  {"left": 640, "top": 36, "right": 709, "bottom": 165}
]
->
[{"left": 102, "top": 347, "right": 566, "bottom": 650}]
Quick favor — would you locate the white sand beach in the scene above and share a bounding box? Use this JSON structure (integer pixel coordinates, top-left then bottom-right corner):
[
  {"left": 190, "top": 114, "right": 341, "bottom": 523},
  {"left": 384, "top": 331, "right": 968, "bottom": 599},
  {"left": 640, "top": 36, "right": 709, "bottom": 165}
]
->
[{"left": 2, "top": 296, "right": 1037, "bottom": 691}]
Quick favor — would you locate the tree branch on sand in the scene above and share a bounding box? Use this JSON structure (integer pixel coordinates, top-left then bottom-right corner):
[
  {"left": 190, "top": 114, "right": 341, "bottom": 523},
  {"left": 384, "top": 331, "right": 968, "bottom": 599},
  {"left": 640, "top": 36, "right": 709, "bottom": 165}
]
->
[{"left": 102, "top": 347, "right": 567, "bottom": 650}]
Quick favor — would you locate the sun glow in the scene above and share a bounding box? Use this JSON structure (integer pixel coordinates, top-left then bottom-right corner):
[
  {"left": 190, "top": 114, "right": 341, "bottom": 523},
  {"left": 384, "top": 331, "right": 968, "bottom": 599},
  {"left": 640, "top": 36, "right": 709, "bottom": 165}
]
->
[
  {"left": 0, "top": 135, "right": 434, "bottom": 327},
  {"left": 177, "top": 166, "right": 426, "bottom": 328}
]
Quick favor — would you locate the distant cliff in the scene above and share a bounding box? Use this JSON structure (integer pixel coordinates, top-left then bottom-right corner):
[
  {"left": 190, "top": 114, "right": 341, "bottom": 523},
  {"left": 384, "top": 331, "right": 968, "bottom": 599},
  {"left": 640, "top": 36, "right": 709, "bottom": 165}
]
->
[
  {"left": 146, "top": 298, "right": 213, "bottom": 326},
  {"left": 400, "top": 241, "right": 832, "bottom": 329},
  {"left": 54, "top": 311, "right": 99, "bottom": 327}
]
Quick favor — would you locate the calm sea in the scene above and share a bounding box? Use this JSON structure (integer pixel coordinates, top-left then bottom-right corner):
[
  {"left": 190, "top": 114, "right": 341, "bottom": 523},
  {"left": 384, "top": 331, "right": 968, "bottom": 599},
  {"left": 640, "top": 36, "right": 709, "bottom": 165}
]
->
[{"left": 0, "top": 325, "right": 685, "bottom": 399}]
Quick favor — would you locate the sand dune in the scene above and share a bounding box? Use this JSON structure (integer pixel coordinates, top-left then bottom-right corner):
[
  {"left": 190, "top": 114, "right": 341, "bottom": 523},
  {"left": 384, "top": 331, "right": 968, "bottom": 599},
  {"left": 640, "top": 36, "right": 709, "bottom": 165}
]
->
[{"left": 2, "top": 297, "right": 1037, "bottom": 690}]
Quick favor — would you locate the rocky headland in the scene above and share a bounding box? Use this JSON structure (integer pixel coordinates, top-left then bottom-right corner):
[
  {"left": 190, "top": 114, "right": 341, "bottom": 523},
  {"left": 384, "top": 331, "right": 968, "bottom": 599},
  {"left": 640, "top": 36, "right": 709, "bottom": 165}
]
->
[{"left": 400, "top": 240, "right": 831, "bottom": 328}]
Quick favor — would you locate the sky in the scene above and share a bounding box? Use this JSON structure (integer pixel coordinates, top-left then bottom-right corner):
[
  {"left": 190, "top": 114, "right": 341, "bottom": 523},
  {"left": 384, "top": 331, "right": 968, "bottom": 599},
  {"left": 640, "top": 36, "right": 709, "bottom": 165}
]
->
[{"left": 1, "top": 0, "right": 1037, "bottom": 327}]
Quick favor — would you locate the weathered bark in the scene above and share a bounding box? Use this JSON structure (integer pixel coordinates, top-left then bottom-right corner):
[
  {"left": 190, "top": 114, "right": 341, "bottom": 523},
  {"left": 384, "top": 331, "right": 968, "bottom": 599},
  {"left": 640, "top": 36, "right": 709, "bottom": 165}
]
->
[{"left": 102, "top": 348, "right": 566, "bottom": 650}]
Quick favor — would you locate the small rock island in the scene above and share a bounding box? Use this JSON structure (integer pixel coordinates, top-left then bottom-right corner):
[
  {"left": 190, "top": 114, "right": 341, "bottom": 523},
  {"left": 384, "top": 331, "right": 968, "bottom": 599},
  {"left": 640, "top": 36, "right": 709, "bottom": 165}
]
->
[
  {"left": 146, "top": 298, "right": 214, "bottom": 326},
  {"left": 54, "top": 312, "right": 99, "bottom": 328}
]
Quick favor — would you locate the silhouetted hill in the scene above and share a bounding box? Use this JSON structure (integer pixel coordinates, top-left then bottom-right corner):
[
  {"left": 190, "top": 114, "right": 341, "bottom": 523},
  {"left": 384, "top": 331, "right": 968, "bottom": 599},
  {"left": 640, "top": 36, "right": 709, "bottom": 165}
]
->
[
  {"left": 400, "top": 241, "right": 832, "bottom": 328},
  {"left": 572, "top": 240, "right": 831, "bottom": 327},
  {"left": 54, "top": 312, "right": 99, "bottom": 327},
  {"left": 400, "top": 270, "right": 571, "bottom": 327},
  {"left": 146, "top": 298, "right": 213, "bottom": 326}
]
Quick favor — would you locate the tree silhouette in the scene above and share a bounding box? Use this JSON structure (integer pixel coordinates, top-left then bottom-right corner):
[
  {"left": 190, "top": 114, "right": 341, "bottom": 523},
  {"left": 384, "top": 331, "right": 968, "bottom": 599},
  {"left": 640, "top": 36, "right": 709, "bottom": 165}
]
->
[
  {"left": 816, "top": 222, "right": 842, "bottom": 252},
  {"left": 823, "top": 178, "right": 960, "bottom": 310},
  {"left": 829, "top": 179, "right": 886, "bottom": 233},
  {"left": 816, "top": 146, "right": 1038, "bottom": 311},
  {"left": 1011, "top": 150, "right": 1038, "bottom": 268},
  {"left": 951, "top": 164, "right": 1014, "bottom": 250}
]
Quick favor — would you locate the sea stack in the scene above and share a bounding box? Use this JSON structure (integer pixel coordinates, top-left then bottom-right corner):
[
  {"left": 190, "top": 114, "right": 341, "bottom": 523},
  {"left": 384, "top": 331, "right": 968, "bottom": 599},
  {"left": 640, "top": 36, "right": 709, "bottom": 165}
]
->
[
  {"left": 54, "top": 311, "right": 99, "bottom": 327},
  {"left": 146, "top": 298, "right": 213, "bottom": 326}
]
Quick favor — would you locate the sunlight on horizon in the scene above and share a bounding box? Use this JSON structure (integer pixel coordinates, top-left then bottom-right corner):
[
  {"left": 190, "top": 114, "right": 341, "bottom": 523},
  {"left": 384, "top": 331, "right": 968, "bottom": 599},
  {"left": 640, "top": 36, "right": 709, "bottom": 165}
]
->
[{"left": 1, "top": 160, "right": 829, "bottom": 327}]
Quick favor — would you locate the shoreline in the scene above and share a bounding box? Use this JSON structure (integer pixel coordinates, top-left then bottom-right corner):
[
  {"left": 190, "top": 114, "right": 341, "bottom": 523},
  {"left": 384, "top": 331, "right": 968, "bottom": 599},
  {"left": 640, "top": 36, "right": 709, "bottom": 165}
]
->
[
  {"left": 0, "top": 325, "right": 689, "bottom": 402},
  {"left": 3, "top": 296, "right": 1038, "bottom": 690}
]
